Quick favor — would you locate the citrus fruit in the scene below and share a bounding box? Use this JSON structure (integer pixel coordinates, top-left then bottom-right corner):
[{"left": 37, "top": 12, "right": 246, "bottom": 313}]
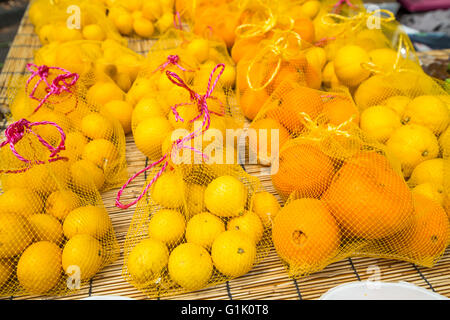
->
[
  {"left": 185, "top": 212, "right": 225, "bottom": 249},
  {"left": 28, "top": 214, "right": 64, "bottom": 245},
  {"left": 127, "top": 238, "right": 169, "bottom": 284},
  {"left": 386, "top": 125, "right": 440, "bottom": 178},
  {"left": 220, "top": 64, "right": 236, "bottom": 88},
  {"left": 353, "top": 75, "right": 400, "bottom": 110},
  {"left": 204, "top": 175, "right": 248, "bottom": 217},
  {"left": 322, "top": 61, "right": 340, "bottom": 88},
  {"left": 148, "top": 209, "right": 186, "bottom": 245},
  {"left": 227, "top": 211, "right": 264, "bottom": 244},
  {"left": 272, "top": 198, "right": 340, "bottom": 275},
  {"left": 134, "top": 117, "right": 173, "bottom": 159},
  {"left": 412, "top": 182, "right": 444, "bottom": 206},
  {"left": 320, "top": 96, "right": 359, "bottom": 126},
  {"left": 70, "top": 159, "right": 105, "bottom": 190},
  {"left": 0, "top": 188, "right": 43, "bottom": 217},
  {"left": 61, "top": 132, "right": 87, "bottom": 160},
  {"left": 17, "top": 241, "right": 62, "bottom": 294},
  {"left": 81, "top": 113, "right": 114, "bottom": 140},
  {"left": 231, "top": 37, "right": 262, "bottom": 63},
  {"left": 87, "top": 81, "right": 125, "bottom": 106},
  {"left": 63, "top": 206, "right": 112, "bottom": 239},
  {"left": 334, "top": 45, "right": 371, "bottom": 87},
  {"left": 156, "top": 12, "right": 174, "bottom": 34},
  {"left": 252, "top": 191, "right": 280, "bottom": 227},
  {"left": 240, "top": 89, "right": 269, "bottom": 120},
  {"left": 323, "top": 152, "right": 414, "bottom": 239},
  {"left": 151, "top": 170, "right": 186, "bottom": 208},
  {"left": 132, "top": 97, "right": 165, "bottom": 126},
  {"left": 292, "top": 17, "right": 315, "bottom": 44},
  {"left": 354, "top": 28, "right": 390, "bottom": 52},
  {"left": 82, "top": 139, "right": 119, "bottom": 170},
  {"left": 300, "top": 1, "right": 321, "bottom": 19},
  {"left": 133, "top": 17, "right": 154, "bottom": 38},
  {"left": 185, "top": 183, "right": 206, "bottom": 218},
  {"left": 142, "top": 1, "right": 162, "bottom": 20},
  {"left": 409, "top": 158, "right": 444, "bottom": 188},
  {"left": 115, "top": 12, "right": 134, "bottom": 35},
  {"left": 62, "top": 234, "right": 103, "bottom": 281},
  {"left": 360, "top": 105, "right": 402, "bottom": 143},
  {"left": 382, "top": 95, "right": 411, "bottom": 115},
  {"left": 126, "top": 78, "right": 155, "bottom": 106},
  {"left": 103, "top": 100, "right": 133, "bottom": 134},
  {"left": 0, "top": 261, "right": 12, "bottom": 288},
  {"left": 401, "top": 95, "right": 450, "bottom": 135},
  {"left": 272, "top": 142, "right": 335, "bottom": 199},
  {"left": 82, "top": 24, "right": 106, "bottom": 41},
  {"left": 168, "top": 243, "right": 213, "bottom": 290},
  {"left": 186, "top": 38, "right": 210, "bottom": 64},
  {"left": 0, "top": 213, "right": 32, "bottom": 258},
  {"left": 211, "top": 230, "right": 256, "bottom": 277},
  {"left": 45, "top": 190, "right": 81, "bottom": 221},
  {"left": 305, "top": 46, "right": 327, "bottom": 73},
  {"left": 168, "top": 104, "right": 199, "bottom": 129}
]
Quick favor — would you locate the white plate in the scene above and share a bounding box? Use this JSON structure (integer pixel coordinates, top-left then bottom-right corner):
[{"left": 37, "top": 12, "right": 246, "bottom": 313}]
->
[
  {"left": 81, "top": 295, "right": 135, "bottom": 300},
  {"left": 319, "top": 281, "right": 448, "bottom": 300}
]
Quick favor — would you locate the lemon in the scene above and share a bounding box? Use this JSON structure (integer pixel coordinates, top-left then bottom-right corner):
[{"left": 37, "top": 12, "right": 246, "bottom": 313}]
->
[
  {"left": 168, "top": 243, "right": 213, "bottom": 290},
  {"left": 164, "top": 86, "right": 192, "bottom": 113},
  {"left": 131, "top": 10, "right": 143, "bottom": 21},
  {"left": 114, "top": 73, "right": 133, "bottom": 92},
  {"left": 412, "top": 183, "right": 444, "bottom": 206},
  {"left": 322, "top": 61, "right": 341, "bottom": 88},
  {"left": 252, "top": 191, "right": 280, "bottom": 227},
  {"left": 334, "top": 45, "right": 371, "bottom": 87},
  {"left": 382, "top": 96, "right": 411, "bottom": 115},
  {"left": 70, "top": 159, "right": 105, "bottom": 191},
  {"left": 156, "top": 12, "right": 174, "bottom": 34},
  {"left": 305, "top": 46, "right": 327, "bottom": 73},
  {"left": 0, "top": 213, "right": 32, "bottom": 258},
  {"left": 126, "top": 78, "right": 156, "bottom": 106},
  {"left": 157, "top": 71, "right": 178, "bottom": 92},
  {"left": 204, "top": 175, "right": 248, "bottom": 217},
  {"left": 360, "top": 105, "right": 402, "bottom": 143},
  {"left": 134, "top": 117, "right": 173, "bottom": 159},
  {"left": 17, "top": 241, "right": 62, "bottom": 294},
  {"left": 104, "top": 100, "right": 133, "bottom": 134},
  {"left": 87, "top": 82, "right": 125, "bottom": 106},
  {"left": 28, "top": 214, "right": 64, "bottom": 245},
  {"left": 148, "top": 209, "right": 186, "bottom": 245},
  {"left": 115, "top": 12, "right": 134, "bottom": 35},
  {"left": 142, "top": 2, "right": 162, "bottom": 21},
  {"left": 62, "top": 234, "right": 103, "bottom": 281},
  {"left": 211, "top": 230, "right": 257, "bottom": 277},
  {"left": 409, "top": 158, "right": 444, "bottom": 187},
  {"left": 439, "top": 127, "right": 450, "bottom": 155},
  {"left": 185, "top": 212, "right": 225, "bottom": 249},
  {"left": 82, "top": 139, "right": 119, "bottom": 170},
  {"left": 227, "top": 211, "right": 264, "bottom": 244},
  {"left": 133, "top": 17, "right": 155, "bottom": 38},
  {"left": 300, "top": 1, "right": 320, "bottom": 19},
  {"left": 185, "top": 183, "right": 207, "bottom": 218},
  {"left": 401, "top": 95, "right": 450, "bottom": 135},
  {"left": 61, "top": 132, "right": 87, "bottom": 160},
  {"left": 46, "top": 190, "right": 81, "bottom": 220},
  {"left": 81, "top": 113, "right": 114, "bottom": 140},
  {"left": 220, "top": 64, "right": 236, "bottom": 88},
  {"left": 132, "top": 98, "right": 165, "bottom": 127},
  {"left": 82, "top": 24, "right": 106, "bottom": 41},
  {"left": 0, "top": 261, "right": 12, "bottom": 288},
  {"left": 0, "top": 188, "right": 43, "bottom": 217},
  {"left": 38, "top": 24, "right": 55, "bottom": 44},
  {"left": 127, "top": 238, "right": 169, "bottom": 284},
  {"left": 186, "top": 39, "right": 210, "bottom": 64},
  {"left": 368, "top": 48, "right": 398, "bottom": 72},
  {"left": 168, "top": 105, "right": 199, "bottom": 129},
  {"left": 386, "top": 125, "right": 440, "bottom": 178},
  {"left": 353, "top": 74, "right": 400, "bottom": 110},
  {"left": 123, "top": 0, "right": 143, "bottom": 11},
  {"left": 354, "top": 29, "right": 390, "bottom": 52},
  {"left": 53, "top": 24, "right": 83, "bottom": 42},
  {"left": 63, "top": 206, "right": 112, "bottom": 239}
]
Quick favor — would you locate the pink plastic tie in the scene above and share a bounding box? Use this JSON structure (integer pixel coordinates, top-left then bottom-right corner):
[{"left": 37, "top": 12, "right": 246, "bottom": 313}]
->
[
  {"left": 153, "top": 54, "right": 196, "bottom": 73},
  {"left": 173, "top": 11, "right": 183, "bottom": 30},
  {"left": 333, "top": 0, "right": 355, "bottom": 13}
]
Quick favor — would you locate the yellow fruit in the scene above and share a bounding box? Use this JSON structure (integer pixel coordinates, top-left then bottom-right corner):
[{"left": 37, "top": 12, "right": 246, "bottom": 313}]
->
[
  {"left": 354, "top": 29, "right": 390, "bottom": 52},
  {"left": 156, "top": 12, "right": 174, "bottom": 34},
  {"left": 132, "top": 98, "right": 164, "bottom": 126},
  {"left": 386, "top": 125, "right": 440, "bottom": 178},
  {"left": 133, "top": 17, "right": 154, "bottom": 38},
  {"left": 439, "top": 126, "right": 450, "bottom": 155},
  {"left": 360, "top": 105, "right": 402, "bottom": 143},
  {"left": 115, "top": 12, "right": 134, "bottom": 35},
  {"left": 127, "top": 238, "right": 169, "bottom": 284},
  {"left": 46, "top": 190, "right": 81, "bottom": 220},
  {"left": 70, "top": 159, "right": 105, "bottom": 191},
  {"left": 82, "top": 139, "right": 119, "bottom": 170},
  {"left": 134, "top": 117, "right": 173, "bottom": 159},
  {"left": 354, "top": 74, "right": 400, "bottom": 110},
  {"left": 322, "top": 61, "right": 341, "bottom": 88},
  {"left": 62, "top": 234, "right": 103, "bottom": 281},
  {"left": 168, "top": 243, "right": 213, "bottom": 290},
  {"left": 0, "top": 261, "right": 12, "bottom": 288},
  {"left": 81, "top": 113, "right": 114, "bottom": 140},
  {"left": 87, "top": 82, "right": 125, "bottom": 106},
  {"left": 401, "top": 95, "right": 450, "bottom": 135},
  {"left": 305, "top": 46, "right": 327, "bottom": 73},
  {"left": 148, "top": 209, "right": 186, "bottom": 245},
  {"left": 220, "top": 64, "right": 236, "bottom": 87},
  {"left": 300, "top": 1, "right": 321, "bottom": 19},
  {"left": 61, "top": 132, "right": 88, "bottom": 160},
  {"left": 82, "top": 24, "right": 106, "bottom": 41},
  {"left": 53, "top": 24, "right": 83, "bottom": 42},
  {"left": 185, "top": 212, "right": 225, "bottom": 249},
  {"left": 252, "top": 191, "right": 280, "bottom": 227},
  {"left": 0, "top": 213, "right": 32, "bottom": 258},
  {"left": 151, "top": 170, "right": 186, "bottom": 208},
  {"left": 168, "top": 105, "right": 199, "bottom": 129},
  {"left": 409, "top": 158, "right": 444, "bottom": 187},
  {"left": 126, "top": 78, "right": 155, "bottom": 106},
  {"left": 114, "top": 72, "right": 133, "bottom": 92},
  {"left": 0, "top": 188, "right": 43, "bottom": 217},
  {"left": 227, "top": 211, "right": 264, "bottom": 244},
  {"left": 164, "top": 86, "right": 192, "bottom": 112},
  {"left": 204, "top": 176, "right": 247, "bottom": 217},
  {"left": 17, "top": 241, "right": 62, "bottom": 294},
  {"left": 123, "top": 0, "right": 142, "bottom": 11},
  {"left": 63, "top": 206, "right": 112, "bottom": 239},
  {"left": 383, "top": 96, "right": 412, "bottom": 115},
  {"left": 334, "top": 45, "right": 371, "bottom": 87},
  {"left": 211, "top": 230, "right": 256, "bottom": 277},
  {"left": 142, "top": 2, "right": 162, "bottom": 20},
  {"left": 185, "top": 183, "right": 207, "bottom": 218},
  {"left": 412, "top": 183, "right": 444, "bottom": 206},
  {"left": 104, "top": 100, "right": 133, "bottom": 134},
  {"left": 28, "top": 214, "right": 64, "bottom": 245},
  {"left": 368, "top": 48, "right": 398, "bottom": 72},
  {"left": 186, "top": 39, "right": 210, "bottom": 64}
]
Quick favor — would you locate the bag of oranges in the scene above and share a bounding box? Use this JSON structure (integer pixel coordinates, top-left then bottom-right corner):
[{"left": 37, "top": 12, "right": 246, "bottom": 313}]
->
[
  {"left": 117, "top": 64, "right": 275, "bottom": 298},
  {"left": 7, "top": 63, "right": 128, "bottom": 192},
  {"left": 0, "top": 118, "right": 119, "bottom": 296},
  {"left": 29, "top": 0, "right": 126, "bottom": 46}
]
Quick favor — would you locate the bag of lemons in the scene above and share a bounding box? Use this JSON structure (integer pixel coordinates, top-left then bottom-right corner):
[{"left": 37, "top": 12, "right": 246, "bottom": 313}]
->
[
  {"left": 250, "top": 79, "right": 449, "bottom": 278},
  {"left": 29, "top": 0, "right": 126, "bottom": 46},
  {"left": 117, "top": 64, "right": 274, "bottom": 298},
  {"left": 7, "top": 63, "right": 128, "bottom": 192},
  {"left": 0, "top": 118, "right": 119, "bottom": 296}
]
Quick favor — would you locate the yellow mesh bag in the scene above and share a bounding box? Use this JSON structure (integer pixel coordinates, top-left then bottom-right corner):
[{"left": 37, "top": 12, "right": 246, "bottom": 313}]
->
[
  {"left": 0, "top": 119, "right": 119, "bottom": 296},
  {"left": 29, "top": 0, "right": 126, "bottom": 46},
  {"left": 7, "top": 64, "right": 128, "bottom": 192},
  {"left": 251, "top": 79, "right": 449, "bottom": 279}
]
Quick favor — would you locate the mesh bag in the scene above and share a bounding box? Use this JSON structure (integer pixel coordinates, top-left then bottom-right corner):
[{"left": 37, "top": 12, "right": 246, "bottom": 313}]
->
[
  {"left": 0, "top": 119, "right": 119, "bottom": 296},
  {"left": 7, "top": 63, "right": 128, "bottom": 192},
  {"left": 253, "top": 80, "right": 449, "bottom": 278},
  {"left": 29, "top": 0, "right": 126, "bottom": 46}
]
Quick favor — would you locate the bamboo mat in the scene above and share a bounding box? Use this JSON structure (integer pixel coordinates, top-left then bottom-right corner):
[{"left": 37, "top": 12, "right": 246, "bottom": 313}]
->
[{"left": 1, "top": 8, "right": 450, "bottom": 301}]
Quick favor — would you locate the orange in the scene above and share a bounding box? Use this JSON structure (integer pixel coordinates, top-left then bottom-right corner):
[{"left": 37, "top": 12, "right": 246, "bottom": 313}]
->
[
  {"left": 272, "top": 142, "right": 335, "bottom": 199},
  {"left": 292, "top": 17, "right": 315, "bottom": 44},
  {"left": 268, "top": 64, "right": 304, "bottom": 93},
  {"left": 272, "top": 198, "right": 340, "bottom": 276},
  {"left": 231, "top": 37, "right": 263, "bottom": 64},
  {"left": 323, "top": 152, "right": 414, "bottom": 240},
  {"left": 392, "top": 193, "right": 450, "bottom": 267},
  {"left": 320, "top": 96, "right": 360, "bottom": 126},
  {"left": 240, "top": 89, "right": 270, "bottom": 120}
]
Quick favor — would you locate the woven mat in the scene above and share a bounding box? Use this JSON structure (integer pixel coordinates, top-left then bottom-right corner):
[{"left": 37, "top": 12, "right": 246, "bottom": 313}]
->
[{"left": 0, "top": 8, "right": 449, "bottom": 300}]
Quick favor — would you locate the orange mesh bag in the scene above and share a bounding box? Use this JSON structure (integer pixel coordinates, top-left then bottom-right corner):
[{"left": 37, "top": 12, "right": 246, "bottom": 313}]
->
[
  {"left": 0, "top": 119, "right": 119, "bottom": 296},
  {"left": 7, "top": 63, "right": 128, "bottom": 192},
  {"left": 29, "top": 0, "right": 126, "bottom": 46},
  {"left": 117, "top": 64, "right": 273, "bottom": 298}
]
